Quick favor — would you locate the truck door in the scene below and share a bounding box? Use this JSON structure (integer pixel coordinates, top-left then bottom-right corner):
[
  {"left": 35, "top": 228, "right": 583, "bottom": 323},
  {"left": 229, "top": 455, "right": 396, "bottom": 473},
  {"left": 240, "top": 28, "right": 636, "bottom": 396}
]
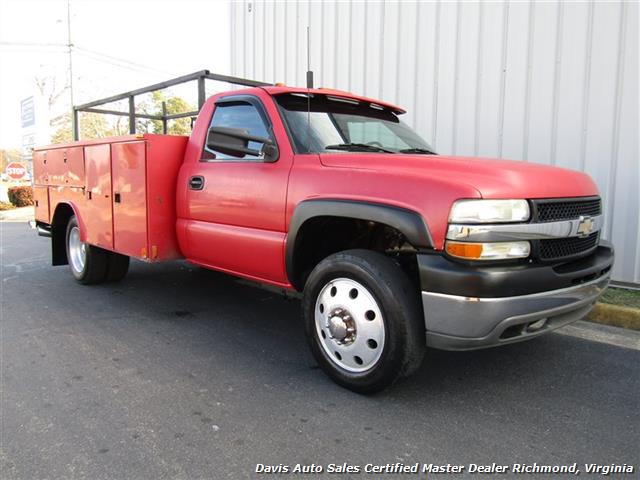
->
[{"left": 182, "top": 96, "right": 292, "bottom": 285}]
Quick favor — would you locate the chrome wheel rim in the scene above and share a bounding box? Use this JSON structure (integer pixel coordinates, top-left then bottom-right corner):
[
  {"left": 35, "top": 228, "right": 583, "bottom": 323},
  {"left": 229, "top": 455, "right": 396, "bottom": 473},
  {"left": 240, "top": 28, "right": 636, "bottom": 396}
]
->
[
  {"left": 314, "top": 278, "right": 385, "bottom": 373},
  {"left": 68, "top": 226, "right": 86, "bottom": 274}
]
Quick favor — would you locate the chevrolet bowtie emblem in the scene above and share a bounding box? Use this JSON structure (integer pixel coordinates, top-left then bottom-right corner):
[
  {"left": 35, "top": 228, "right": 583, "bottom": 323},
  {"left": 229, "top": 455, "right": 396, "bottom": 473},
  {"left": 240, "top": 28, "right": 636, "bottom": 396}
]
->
[{"left": 576, "top": 216, "right": 595, "bottom": 237}]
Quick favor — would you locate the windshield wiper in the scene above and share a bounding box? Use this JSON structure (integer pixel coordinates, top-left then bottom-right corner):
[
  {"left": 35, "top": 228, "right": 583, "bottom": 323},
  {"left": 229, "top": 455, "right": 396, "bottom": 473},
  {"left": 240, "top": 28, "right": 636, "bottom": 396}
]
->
[
  {"left": 324, "top": 143, "right": 395, "bottom": 154},
  {"left": 398, "top": 148, "right": 436, "bottom": 155}
]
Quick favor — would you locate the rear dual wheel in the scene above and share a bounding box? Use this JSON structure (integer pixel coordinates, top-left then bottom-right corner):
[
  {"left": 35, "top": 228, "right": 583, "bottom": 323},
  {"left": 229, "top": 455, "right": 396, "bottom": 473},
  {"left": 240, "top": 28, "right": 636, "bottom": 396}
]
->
[
  {"left": 65, "top": 216, "right": 129, "bottom": 284},
  {"left": 303, "top": 249, "right": 425, "bottom": 394}
]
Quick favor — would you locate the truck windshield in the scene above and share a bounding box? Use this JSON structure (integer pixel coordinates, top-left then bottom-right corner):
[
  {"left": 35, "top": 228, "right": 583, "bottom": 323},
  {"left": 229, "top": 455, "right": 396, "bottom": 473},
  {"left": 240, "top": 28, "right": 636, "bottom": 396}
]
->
[{"left": 274, "top": 93, "right": 435, "bottom": 155}]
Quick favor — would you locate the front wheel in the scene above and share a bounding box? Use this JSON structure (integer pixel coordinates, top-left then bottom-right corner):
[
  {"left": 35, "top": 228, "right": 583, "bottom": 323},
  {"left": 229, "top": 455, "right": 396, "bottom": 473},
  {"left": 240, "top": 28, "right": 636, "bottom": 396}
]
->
[{"left": 303, "top": 249, "right": 425, "bottom": 394}]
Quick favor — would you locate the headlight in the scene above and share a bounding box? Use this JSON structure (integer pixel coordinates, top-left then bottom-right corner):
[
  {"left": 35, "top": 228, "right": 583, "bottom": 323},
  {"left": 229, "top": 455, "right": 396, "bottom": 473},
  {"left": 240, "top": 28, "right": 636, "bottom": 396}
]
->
[
  {"left": 449, "top": 199, "right": 530, "bottom": 223},
  {"left": 446, "top": 241, "right": 531, "bottom": 260}
]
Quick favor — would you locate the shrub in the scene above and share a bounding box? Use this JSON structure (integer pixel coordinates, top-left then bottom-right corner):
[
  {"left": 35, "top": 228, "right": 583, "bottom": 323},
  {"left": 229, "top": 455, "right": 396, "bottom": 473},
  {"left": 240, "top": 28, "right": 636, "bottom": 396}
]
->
[
  {"left": 7, "top": 186, "right": 34, "bottom": 207},
  {"left": 0, "top": 201, "right": 15, "bottom": 211}
]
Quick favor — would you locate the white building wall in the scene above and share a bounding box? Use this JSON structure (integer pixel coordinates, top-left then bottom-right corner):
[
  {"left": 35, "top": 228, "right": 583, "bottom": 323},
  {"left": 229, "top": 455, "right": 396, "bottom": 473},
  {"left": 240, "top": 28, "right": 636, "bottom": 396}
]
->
[{"left": 231, "top": 0, "right": 639, "bottom": 285}]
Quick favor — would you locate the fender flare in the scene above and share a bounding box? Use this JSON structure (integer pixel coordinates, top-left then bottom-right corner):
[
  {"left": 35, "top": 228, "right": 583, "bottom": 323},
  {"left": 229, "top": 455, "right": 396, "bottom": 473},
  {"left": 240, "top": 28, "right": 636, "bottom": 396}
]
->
[
  {"left": 285, "top": 199, "right": 433, "bottom": 289},
  {"left": 51, "top": 201, "right": 86, "bottom": 241}
]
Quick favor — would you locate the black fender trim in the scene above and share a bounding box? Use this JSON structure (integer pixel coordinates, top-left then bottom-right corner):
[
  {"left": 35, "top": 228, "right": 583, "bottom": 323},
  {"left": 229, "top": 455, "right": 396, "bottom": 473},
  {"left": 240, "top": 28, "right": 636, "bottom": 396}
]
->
[{"left": 285, "top": 199, "right": 433, "bottom": 289}]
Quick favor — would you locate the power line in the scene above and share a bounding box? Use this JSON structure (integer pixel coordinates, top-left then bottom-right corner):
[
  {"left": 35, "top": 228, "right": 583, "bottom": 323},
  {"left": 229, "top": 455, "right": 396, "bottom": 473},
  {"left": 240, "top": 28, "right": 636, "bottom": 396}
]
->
[
  {"left": 0, "top": 47, "right": 67, "bottom": 55},
  {"left": 73, "top": 46, "right": 177, "bottom": 76},
  {"left": 0, "top": 41, "right": 67, "bottom": 48},
  {"left": 73, "top": 50, "right": 176, "bottom": 79},
  {"left": 0, "top": 41, "right": 178, "bottom": 77}
]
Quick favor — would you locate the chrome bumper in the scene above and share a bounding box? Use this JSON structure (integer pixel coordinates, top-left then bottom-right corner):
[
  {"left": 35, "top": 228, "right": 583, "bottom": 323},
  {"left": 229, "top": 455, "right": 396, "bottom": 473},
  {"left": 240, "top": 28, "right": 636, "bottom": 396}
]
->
[{"left": 423, "top": 274, "right": 610, "bottom": 350}]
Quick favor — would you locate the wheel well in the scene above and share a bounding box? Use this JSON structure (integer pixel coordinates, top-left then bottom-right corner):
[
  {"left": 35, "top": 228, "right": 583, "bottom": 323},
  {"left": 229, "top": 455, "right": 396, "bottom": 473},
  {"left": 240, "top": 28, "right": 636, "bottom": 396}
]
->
[
  {"left": 289, "top": 216, "right": 419, "bottom": 290},
  {"left": 51, "top": 204, "right": 75, "bottom": 266}
]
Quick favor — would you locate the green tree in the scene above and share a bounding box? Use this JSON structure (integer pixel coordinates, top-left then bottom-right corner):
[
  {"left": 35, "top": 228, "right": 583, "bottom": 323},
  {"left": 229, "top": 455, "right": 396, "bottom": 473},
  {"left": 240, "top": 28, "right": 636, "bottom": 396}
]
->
[
  {"left": 46, "top": 79, "right": 195, "bottom": 143},
  {"left": 147, "top": 91, "right": 195, "bottom": 135},
  {"left": 51, "top": 112, "right": 118, "bottom": 144}
]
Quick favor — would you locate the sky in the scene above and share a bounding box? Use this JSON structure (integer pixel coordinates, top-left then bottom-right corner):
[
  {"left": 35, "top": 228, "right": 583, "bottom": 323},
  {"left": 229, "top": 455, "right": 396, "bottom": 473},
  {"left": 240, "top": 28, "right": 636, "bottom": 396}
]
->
[{"left": 0, "top": 0, "right": 232, "bottom": 149}]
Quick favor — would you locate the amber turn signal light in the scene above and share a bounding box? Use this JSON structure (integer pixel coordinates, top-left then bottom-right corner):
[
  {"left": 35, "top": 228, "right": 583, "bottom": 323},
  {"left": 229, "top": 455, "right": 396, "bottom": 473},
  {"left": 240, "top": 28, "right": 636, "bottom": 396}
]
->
[
  {"left": 445, "top": 241, "right": 531, "bottom": 260},
  {"left": 446, "top": 242, "right": 484, "bottom": 259}
]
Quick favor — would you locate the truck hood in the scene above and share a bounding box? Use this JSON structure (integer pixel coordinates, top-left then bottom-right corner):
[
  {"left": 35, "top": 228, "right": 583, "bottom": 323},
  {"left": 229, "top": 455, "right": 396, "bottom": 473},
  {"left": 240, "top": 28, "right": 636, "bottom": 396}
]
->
[{"left": 320, "top": 154, "right": 599, "bottom": 199}]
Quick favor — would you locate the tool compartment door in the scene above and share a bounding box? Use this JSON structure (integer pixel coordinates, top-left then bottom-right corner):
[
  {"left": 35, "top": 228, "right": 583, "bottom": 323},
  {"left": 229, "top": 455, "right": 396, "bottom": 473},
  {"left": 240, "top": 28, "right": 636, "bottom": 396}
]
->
[
  {"left": 84, "top": 144, "right": 113, "bottom": 249},
  {"left": 64, "top": 146, "right": 85, "bottom": 187},
  {"left": 111, "top": 141, "right": 148, "bottom": 258},
  {"left": 33, "top": 186, "right": 49, "bottom": 223},
  {"left": 32, "top": 150, "right": 49, "bottom": 184}
]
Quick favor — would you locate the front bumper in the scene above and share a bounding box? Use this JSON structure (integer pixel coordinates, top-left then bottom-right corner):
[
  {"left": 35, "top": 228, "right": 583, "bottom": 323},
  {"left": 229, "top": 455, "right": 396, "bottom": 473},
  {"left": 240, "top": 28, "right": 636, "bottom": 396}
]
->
[{"left": 419, "top": 243, "right": 614, "bottom": 350}]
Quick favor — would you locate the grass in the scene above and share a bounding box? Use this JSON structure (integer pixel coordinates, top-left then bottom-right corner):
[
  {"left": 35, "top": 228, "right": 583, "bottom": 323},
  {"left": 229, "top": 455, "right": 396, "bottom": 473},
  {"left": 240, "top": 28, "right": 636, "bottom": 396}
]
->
[{"left": 600, "top": 287, "right": 640, "bottom": 309}]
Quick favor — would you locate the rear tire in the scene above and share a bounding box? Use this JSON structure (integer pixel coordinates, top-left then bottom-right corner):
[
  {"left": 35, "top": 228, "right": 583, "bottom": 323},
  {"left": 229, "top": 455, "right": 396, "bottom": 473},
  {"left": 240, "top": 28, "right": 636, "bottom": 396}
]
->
[
  {"left": 106, "top": 252, "right": 130, "bottom": 282},
  {"left": 65, "top": 216, "right": 108, "bottom": 285},
  {"left": 303, "top": 249, "right": 425, "bottom": 394}
]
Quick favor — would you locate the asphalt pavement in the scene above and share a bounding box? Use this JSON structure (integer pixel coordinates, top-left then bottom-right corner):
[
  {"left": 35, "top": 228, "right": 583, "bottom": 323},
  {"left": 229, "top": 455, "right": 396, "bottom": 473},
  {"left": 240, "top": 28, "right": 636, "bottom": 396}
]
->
[{"left": 1, "top": 222, "right": 638, "bottom": 479}]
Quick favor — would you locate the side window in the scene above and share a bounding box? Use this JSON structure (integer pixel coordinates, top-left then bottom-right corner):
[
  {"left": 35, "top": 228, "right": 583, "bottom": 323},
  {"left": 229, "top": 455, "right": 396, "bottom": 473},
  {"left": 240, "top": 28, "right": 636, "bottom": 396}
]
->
[{"left": 203, "top": 101, "right": 271, "bottom": 161}]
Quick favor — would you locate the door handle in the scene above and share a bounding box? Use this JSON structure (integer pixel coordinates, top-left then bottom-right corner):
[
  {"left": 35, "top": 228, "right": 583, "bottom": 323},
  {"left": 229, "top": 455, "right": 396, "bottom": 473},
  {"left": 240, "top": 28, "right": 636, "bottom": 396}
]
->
[{"left": 189, "top": 176, "right": 205, "bottom": 190}]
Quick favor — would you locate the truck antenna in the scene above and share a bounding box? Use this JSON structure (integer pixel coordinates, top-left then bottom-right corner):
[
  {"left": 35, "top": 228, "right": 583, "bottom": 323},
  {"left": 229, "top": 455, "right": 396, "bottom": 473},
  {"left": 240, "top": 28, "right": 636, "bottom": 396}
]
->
[
  {"left": 306, "top": 26, "right": 313, "bottom": 153},
  {"left": 306, "top": 26, "right": 314, "bottom": 89}
]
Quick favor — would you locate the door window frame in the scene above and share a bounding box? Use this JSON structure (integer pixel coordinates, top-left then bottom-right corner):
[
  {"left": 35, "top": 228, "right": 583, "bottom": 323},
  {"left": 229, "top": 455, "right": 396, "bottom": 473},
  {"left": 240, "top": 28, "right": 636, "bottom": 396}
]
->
[{"left": 200, "top": 94, "right": 279, "bottom": 163}]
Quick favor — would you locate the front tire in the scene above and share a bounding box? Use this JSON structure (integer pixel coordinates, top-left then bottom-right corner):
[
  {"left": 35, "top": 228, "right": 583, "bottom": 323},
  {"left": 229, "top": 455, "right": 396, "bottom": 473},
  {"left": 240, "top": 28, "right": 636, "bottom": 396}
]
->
[
  {"left": 303, "top": 249, "right": 425, "bottom": 393},
  {"left": 65, "top": 216, "right": 108, "bottom": 285}
]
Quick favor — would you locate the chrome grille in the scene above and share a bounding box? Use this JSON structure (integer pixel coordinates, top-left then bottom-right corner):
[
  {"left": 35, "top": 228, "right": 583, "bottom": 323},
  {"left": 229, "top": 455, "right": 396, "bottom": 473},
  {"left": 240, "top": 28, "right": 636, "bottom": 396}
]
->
[{"left": 534, "top": 198, "right": 602, "bottom": 222}]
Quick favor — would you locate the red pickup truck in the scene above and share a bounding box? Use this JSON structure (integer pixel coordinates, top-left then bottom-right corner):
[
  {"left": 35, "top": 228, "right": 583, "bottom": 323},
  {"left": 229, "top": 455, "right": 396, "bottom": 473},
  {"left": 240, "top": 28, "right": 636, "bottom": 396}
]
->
[{"left": 32, "top": 85, "right": 613, "bottom": 392}]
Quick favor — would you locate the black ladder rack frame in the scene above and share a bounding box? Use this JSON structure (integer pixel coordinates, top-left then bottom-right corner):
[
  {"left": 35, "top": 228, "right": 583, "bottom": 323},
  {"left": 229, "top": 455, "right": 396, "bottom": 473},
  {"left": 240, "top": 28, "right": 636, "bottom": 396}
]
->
[{"left": 72, "top": 70, "right": 271, "bottom": 140}]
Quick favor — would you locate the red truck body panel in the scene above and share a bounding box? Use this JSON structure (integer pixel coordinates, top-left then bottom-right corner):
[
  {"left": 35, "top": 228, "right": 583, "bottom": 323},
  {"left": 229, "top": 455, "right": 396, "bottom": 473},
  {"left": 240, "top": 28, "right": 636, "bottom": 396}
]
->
[
  {"left": 313, "top": 153, "right": 599, "bottom": 249},
  {"left": 319, "top": 153, "right": 599, "bottom": 199},
  {"left": 34, "top": 134, "right": 188, "bottom": 261},
  {"left": 176, "top": 87, "right": 297, "bottom": 288},
  {"left": 33, "top": 85, "right": 600, "bottom": 286}
]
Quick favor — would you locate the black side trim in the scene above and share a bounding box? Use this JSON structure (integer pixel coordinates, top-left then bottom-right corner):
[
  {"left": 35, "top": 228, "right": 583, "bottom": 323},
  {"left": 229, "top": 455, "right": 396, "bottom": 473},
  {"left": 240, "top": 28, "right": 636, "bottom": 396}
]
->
[
  {"left": 418, "top": 241, "right": 614, "bottom": 298},
  {"left": 286, "top": 199, "right": 433, "bottom": 289}
]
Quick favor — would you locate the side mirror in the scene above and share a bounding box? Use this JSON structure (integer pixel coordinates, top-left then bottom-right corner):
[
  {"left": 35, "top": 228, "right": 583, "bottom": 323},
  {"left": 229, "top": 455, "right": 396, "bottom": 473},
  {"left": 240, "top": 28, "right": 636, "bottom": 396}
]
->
[
  {"left": 206, "top": 126, "right": 278, "bottom": 161},
  {"left": 261, "top": 143, "right": 279, "bottom": 162}
]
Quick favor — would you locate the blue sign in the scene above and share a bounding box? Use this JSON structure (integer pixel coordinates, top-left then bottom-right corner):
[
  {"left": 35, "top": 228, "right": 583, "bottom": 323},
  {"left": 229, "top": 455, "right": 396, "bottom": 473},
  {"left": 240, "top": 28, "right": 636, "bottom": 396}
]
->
[{"left": 21, "top": 96, "right": 35, "bottom": 128}]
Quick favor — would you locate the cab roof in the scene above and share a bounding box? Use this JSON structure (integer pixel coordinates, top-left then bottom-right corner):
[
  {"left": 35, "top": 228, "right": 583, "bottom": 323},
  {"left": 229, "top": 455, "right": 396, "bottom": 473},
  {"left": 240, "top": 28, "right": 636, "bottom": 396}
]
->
[{"left": 259, "top": 86, "right": 406, "bottom": 115}]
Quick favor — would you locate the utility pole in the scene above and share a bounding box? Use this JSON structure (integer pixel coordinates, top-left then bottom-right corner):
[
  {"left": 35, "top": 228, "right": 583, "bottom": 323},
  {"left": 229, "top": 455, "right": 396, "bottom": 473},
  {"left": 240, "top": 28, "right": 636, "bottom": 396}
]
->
[{"left": 67, "top": 0, "right": 78, "bottom": 139}]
